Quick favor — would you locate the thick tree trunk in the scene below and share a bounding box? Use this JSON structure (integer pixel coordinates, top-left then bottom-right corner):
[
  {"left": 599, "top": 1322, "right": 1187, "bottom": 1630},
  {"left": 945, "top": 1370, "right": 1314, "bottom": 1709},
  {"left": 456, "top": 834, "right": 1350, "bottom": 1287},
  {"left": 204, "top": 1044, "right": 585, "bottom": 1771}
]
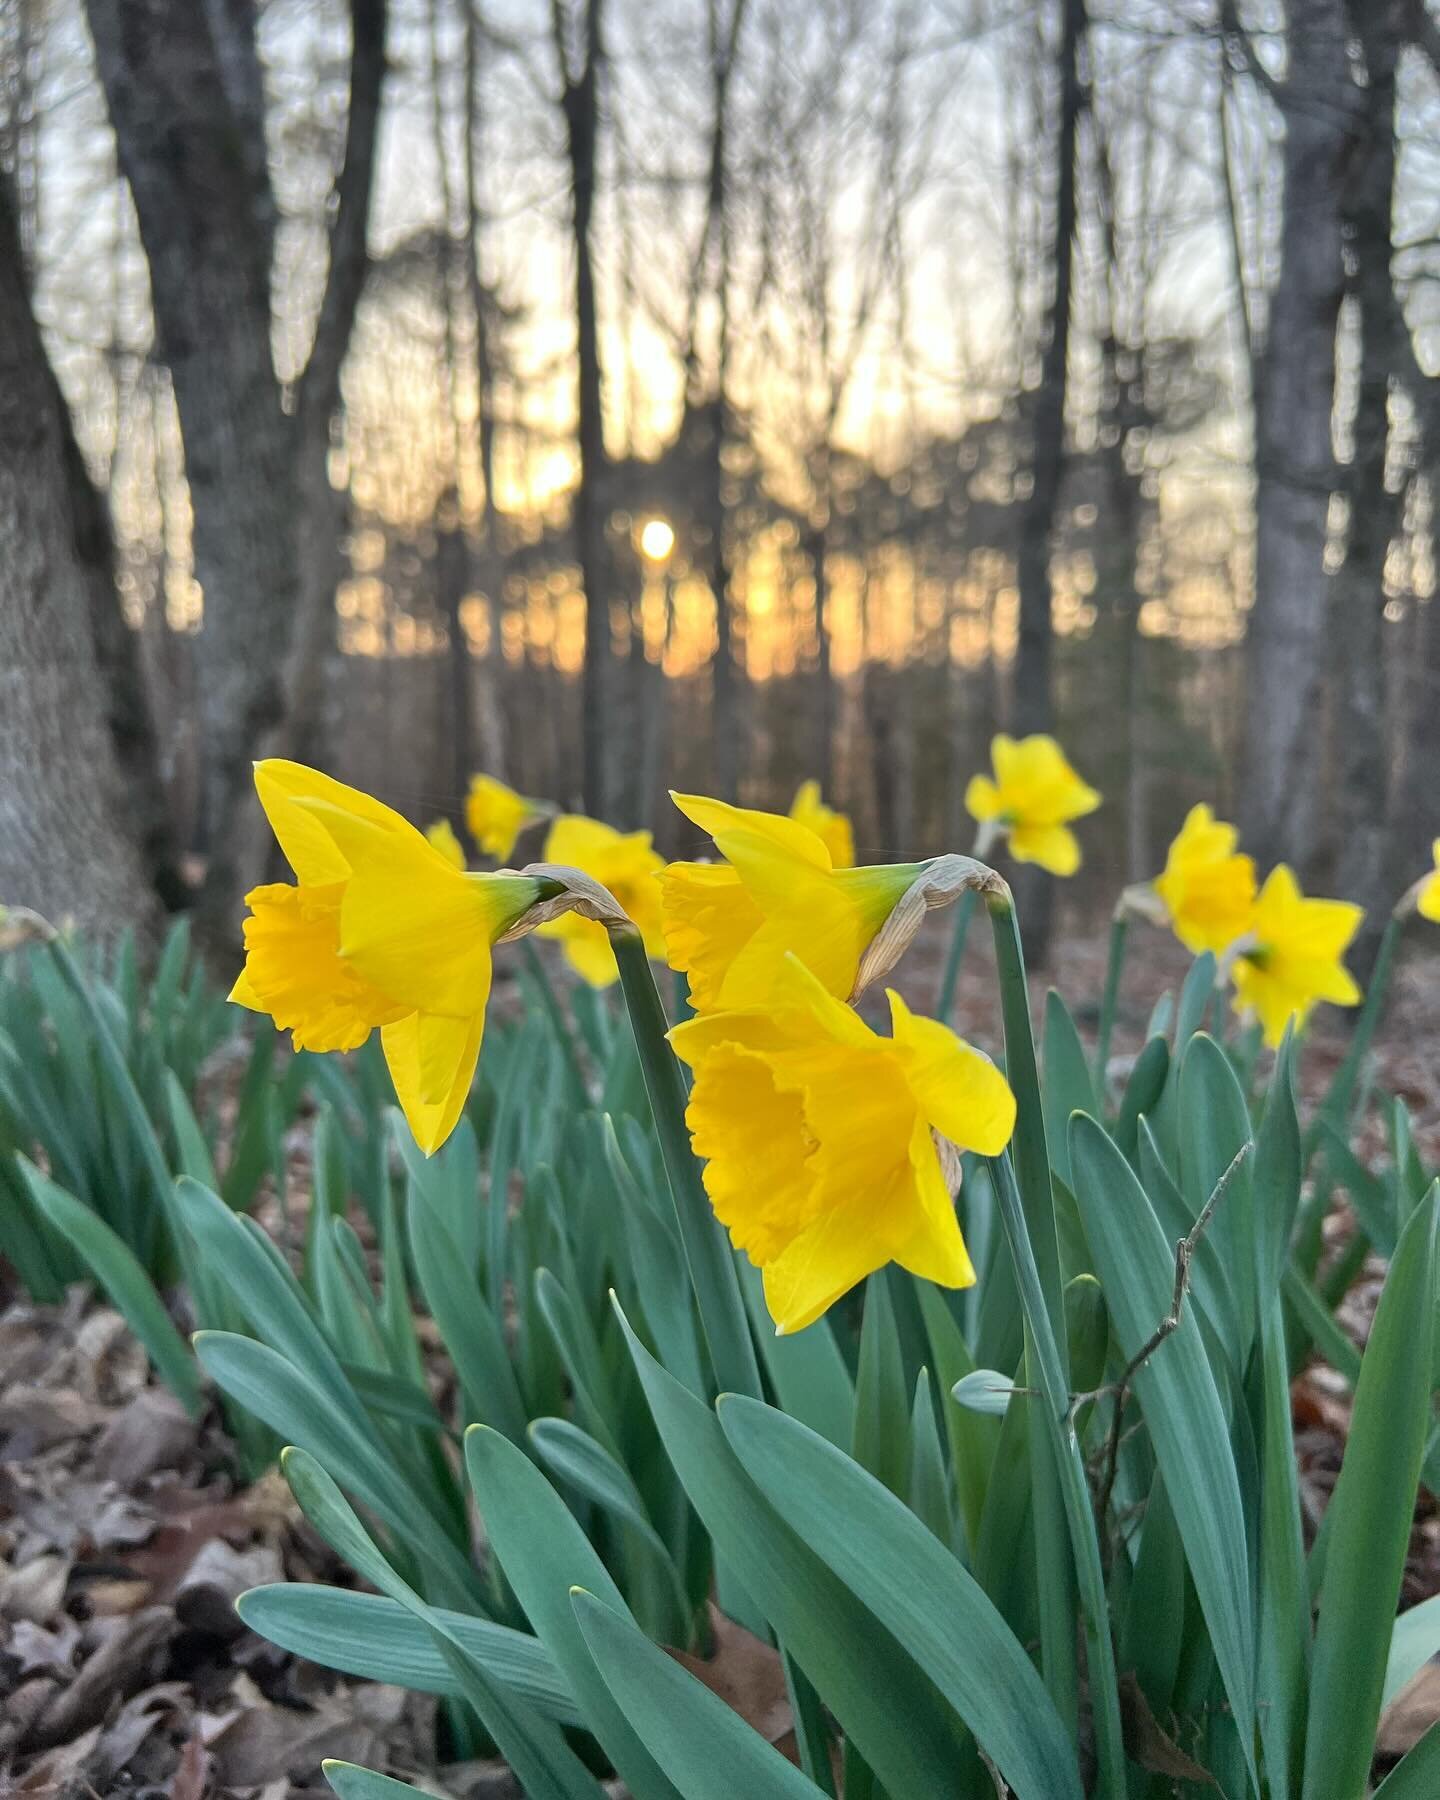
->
[
  {"left": 1333, "top": 4, "right": 1404, "bottom": 968},
  {"left": 86, "top": 0, "right": 385, "bottom": 944},
  {"left": 557, "top": 0, "right": 611, "bottom": 818},
  {"left": 1011, "top": 0, "right": 1083, "bottom": 964},
  {"left": 0, "top": 173, "right": 157, "bottom": 939},
  {"left": 1238, "top": 0, "right": 1358, "bottom": 865}
]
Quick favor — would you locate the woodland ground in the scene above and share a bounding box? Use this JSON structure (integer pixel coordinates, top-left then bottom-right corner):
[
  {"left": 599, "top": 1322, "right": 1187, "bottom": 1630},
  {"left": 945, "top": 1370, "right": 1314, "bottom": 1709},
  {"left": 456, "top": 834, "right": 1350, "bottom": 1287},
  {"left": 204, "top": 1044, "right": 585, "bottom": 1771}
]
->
[{"left": 3, "top": 924, "right": 1439, "bottom": 1799}]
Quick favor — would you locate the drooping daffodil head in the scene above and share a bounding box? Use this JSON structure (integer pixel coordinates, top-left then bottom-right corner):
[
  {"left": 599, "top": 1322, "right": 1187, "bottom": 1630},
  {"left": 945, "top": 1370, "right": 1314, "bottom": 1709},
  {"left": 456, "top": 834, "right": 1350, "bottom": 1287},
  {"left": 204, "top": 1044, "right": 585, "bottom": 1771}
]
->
[
  {"left": 964, "top": 733, "right": 1100, "bottom": 876},
  {"left": 670, "top": 956, "right": 1016, "bottom": 1334},
  {"left": 1152, "top": 804, "right": 1257, "bottom": 956},
  {"left": 425, "top": 818, "right": 467, "bottom": 871},
  {"left": 231, "top": 761, "right": 547, "bottom": 1155},
  {"left": 535, "top": 814, "right": 665, "bottom": 986},
  {"left": 465, "top": 773, "right": 550, "bottom": 863},
  {"left": 789, "top": 779, "right": 855, "bottom": 869},
  {"left": 1229, "top": 864, "right": 1363, "bottom": 1049},
  {"left": 660, "top": 792, "right": 925, "bottom": 1014},
  {"left": 1416, "top": 840, "right": 1440, "bottom": 924}
]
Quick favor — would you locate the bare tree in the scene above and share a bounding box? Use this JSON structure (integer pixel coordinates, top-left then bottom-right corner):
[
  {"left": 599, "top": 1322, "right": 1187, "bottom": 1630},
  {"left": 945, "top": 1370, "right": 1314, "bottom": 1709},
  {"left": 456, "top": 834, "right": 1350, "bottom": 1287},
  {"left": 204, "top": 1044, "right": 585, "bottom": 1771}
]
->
[
  {"left": 1225, "top": 0, "right": 1360, "bottom": 864},
  {"left": 1011, "top": 0, "right": 1085, "bottom": 962},
  {"left": 551, "top": 0, "right": 610, "bottom": 817},
  {"left": 1332, "top": 1, "right": 1406, "bottom": 959},
  {"left": 84, "top": 0, "right": 386, "bottom": 941},
  {"left": 0, "top": 166, "right": 157, "bottom": 939}
]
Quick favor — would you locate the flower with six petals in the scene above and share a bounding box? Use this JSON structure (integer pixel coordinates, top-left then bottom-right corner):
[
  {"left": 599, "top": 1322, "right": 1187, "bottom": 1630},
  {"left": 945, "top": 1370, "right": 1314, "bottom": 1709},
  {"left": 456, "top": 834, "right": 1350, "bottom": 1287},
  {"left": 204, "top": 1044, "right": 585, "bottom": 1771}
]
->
[
  {"left": 1230, "top": 864, "right": 1363, "bottom": 1048},
  {"left": 1152, "top": 804, "right": 1257, "bottom": 955},
  {"left": 660, "top": 793, "right": 922, "bottom": 1013},
  {"left": 670, "top": 956, "right": 1016, "bottom": 1334},
  {"left": 230, "top": 761, "right": 545, "bottom": 1154},
  {"left": 964, "top": 733, "right": 1100, "bottom": 876},
  {"left": 536, "top": 815, "right": 666, "bottom": 986}
]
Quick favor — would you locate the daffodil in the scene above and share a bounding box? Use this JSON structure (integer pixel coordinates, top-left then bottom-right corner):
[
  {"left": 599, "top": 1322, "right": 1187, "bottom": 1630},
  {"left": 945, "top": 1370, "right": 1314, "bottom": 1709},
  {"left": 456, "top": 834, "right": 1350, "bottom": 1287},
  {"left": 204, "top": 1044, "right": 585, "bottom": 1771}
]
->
[
  {"left": 466, "top": 774, "right": 549, "bottom": 862},
  {"left": 425, "top": 818, "right": 467, "bottom": 871},
  {"left": 231, "top": 761, "right": 546, "bottom": 1154},
  {"left": 536, "top": 815, "right": 665, "bottom": 986},
  {"left": 1152, "top": 804, "right": 1256, "bottom": 955},
  {"left": 1230, "top": 864, "right": 1363, "bottom": 1048},
  {"left": 1417, "top": 841, "right": 1440, "bottom": 924},
  {"left": 789, "top": 779, "right": 855, "bottom": 868},
  {"left": 964, "top": 733, "right": 1100, "bottom": 876},
  {"left": 671, "top": 956, "right": 1015, "bottom": 1333},
  {"left": 660, "top": 793, "right": 922, "bottom": 1012}
]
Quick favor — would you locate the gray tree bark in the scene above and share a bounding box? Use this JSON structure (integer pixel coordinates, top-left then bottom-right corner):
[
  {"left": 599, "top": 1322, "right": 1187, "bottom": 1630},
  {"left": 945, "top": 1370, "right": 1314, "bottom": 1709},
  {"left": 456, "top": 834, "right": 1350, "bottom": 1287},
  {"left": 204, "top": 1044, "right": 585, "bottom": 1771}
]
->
[
  {"left": 0, "top": 170, "right": 158, "bottom": 939},
  {"left": 1011, "top": 0, "right": 1084, "bottom": 965},
  {"left": 85, "top": 0, "right": 386, "bottom": 943},
  {"left": 1333, "top": 2, "right": 1404, "bottom": 967},
  {"left": 1234, "top": 0, "right": 1359, "bottom": 864},
  {"left": 553, "top": 0, "right": 610, "bottom": 818}
]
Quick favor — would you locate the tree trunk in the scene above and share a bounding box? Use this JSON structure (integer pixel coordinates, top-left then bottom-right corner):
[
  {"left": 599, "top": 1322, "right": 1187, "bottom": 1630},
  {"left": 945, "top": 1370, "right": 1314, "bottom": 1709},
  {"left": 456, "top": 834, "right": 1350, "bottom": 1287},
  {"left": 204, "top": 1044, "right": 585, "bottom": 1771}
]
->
[
  {"left": 1333, "top": 3, "right": 1404, "bottom": 969},
  {"left": 86, "top": 0, "right": 386, "bottom": 944},
  {"left": 1238, "top": 0, "right": 1358, "bottom": 865},
  {"left": 1011, "top": 0, "right": 1083, "bottom": 965},
  {"left": 557, "top": 0, "right": 610, "bottom": 818},
  {"left": 0, "top": 171, "right": 157, "bottom": 939}
]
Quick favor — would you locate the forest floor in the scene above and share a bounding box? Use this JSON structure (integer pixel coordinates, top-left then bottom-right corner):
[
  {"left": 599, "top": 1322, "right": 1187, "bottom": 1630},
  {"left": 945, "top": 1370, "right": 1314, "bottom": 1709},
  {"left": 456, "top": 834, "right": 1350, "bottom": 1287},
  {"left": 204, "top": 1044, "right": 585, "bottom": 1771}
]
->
[{"left": 3, "top": 925, "right": 1440, "bottom": 1798}]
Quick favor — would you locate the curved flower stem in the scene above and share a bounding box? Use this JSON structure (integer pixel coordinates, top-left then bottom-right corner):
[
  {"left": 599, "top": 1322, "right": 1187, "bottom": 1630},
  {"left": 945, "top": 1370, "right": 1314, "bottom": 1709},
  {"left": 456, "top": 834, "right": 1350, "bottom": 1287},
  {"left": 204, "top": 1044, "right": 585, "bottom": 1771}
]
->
[
  {"left": 610, "top": 927, "right": 762, "bottom": 1402},
  {"left": 935, "top": 889, "right": 976, "bottom": 1026},
  {"left": 1094, "top": 914, "right": 1127, "bottom": 1099}
]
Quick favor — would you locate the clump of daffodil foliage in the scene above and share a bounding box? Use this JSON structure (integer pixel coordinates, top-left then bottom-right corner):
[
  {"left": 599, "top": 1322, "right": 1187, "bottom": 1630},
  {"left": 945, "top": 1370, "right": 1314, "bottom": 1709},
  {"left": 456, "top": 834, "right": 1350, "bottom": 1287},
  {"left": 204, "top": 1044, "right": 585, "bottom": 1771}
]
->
[{"left": 4, "top": 747, "right": 1439, "bottom": 1800}]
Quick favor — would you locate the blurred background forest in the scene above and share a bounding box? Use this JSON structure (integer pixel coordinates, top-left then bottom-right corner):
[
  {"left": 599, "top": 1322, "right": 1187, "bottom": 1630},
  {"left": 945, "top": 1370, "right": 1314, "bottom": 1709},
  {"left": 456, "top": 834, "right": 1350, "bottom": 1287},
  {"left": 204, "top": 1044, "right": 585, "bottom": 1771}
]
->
[{"left": 1, "top": 0, "right": 1437, "bottom": 967}]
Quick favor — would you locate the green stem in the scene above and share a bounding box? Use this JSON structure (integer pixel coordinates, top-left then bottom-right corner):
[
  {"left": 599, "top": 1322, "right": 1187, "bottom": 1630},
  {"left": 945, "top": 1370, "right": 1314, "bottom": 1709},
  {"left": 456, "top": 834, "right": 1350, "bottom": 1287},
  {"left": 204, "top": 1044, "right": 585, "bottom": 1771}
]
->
[
  {"left": 610, "top": 929, "right": 762, "bottom": 1402},
  {"left": 519, "top": 939, "right": 589, "bottom": 1112},
  {"left": 1094, "top": 914, "right": 1127, "bottom": 1097},
  {"left": 989, "top": 1155, "right": 1126, "bottom": 1800},
  {"left": 936, "top": 889, "right": 977, "bottom": 1027},
  {"left": 984, "top": 888, "right": 1066, "bottom": 1366}
]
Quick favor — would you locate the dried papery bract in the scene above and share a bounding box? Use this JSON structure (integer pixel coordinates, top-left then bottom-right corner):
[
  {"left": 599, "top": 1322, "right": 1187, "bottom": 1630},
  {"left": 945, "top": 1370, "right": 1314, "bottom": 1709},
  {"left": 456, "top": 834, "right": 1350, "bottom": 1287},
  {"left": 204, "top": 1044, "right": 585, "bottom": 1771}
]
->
[
  {"left": 852, "top": 854, "right": 1008, "bottom": 1000},
  {"left": 499, "top": 862, "right": 637, "bottom": 940}
]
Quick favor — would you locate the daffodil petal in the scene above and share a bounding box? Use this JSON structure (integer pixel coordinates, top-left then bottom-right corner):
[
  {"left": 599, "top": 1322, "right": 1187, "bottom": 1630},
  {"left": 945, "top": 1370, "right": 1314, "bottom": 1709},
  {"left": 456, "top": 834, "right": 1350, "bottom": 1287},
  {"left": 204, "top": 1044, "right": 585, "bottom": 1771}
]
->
[
  {"left": 381, "top": 1010, "right": 485, "bottom": 1155},
  {"left": 537, "top": 912, "right": 620, "bottom": 987},
  {"left": 888, "top": 1116, "right": 977, "bottom": 1289},
  {"left": 672, "top": 791, "right": 833, "bottom": 871},
  {"left": 255, "top": 759, "right": 408, "bottom": 886},
  {"left": 762, "top": 1195, "right": 893, "bottom": 1335},
  {"left": 232, "top": 881, "right": 404, "bottom": 1052},
  {"left": 886, "top": 990, "right": 1016, "bottom": 1154},
  {"left": 1007, "top": 822, "right": 1081, "bottom": 876},
  {"left": 659, "top": 862, "right": 764, "bottom": 1012},
  {"left": 296, "top": 798, "right": 529, "bottom": 1017},
  {"left": 963, "top": 773, "right": 1002, "bottom": 823}
]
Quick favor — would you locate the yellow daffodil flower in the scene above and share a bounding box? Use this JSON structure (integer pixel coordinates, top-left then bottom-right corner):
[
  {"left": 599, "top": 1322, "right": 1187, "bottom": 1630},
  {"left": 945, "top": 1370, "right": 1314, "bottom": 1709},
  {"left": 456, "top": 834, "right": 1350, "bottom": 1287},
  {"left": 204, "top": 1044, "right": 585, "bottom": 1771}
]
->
[
  {"left": 1230, "top": 864, "right": 1363, "bottom": 1048},
  {"left": 1417, "top": 841, "right": 1440, "bottom": 923},
  {"left": 465, "top": 774, "right": 549, "bottom": 862},
  {"left": 964, "top": 733, "right": 1100, "bottom": 876},
  {"left": 425, "top": 818, "right": 467, "bottom": 871},
  {"left": 231, "top": 761, "right": 545, "bottom": 1154},
  {"left": 536, "top": 815, "right": 665, "bottom": 986},
  {"left": 1152, "top": 804, "right": 1257, "bottom": 955},
  {"left": 789, "top": 779, "right": 855, "bottom": 868},
  {"left": 671, "top": 956, "right": 1015, "bottom": 1333},
  {"left": 660, "top": 793, "right": 922, "bottom": 1012}
]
